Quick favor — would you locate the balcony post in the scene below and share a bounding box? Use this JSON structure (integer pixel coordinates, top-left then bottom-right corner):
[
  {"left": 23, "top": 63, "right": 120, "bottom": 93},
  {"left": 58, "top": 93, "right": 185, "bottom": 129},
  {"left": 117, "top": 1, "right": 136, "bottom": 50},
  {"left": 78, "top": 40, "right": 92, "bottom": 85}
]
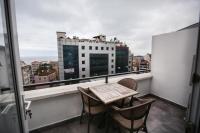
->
[{"left": 105, "top": 75, "right": 108, "bottom": 83}]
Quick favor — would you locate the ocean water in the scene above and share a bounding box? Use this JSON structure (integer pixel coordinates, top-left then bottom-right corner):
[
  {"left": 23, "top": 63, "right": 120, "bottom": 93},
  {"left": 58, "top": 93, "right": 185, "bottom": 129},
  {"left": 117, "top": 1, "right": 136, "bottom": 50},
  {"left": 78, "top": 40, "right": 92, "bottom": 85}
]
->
[{"left": 21, "top": 56, "right": 58, "bottom": 65}]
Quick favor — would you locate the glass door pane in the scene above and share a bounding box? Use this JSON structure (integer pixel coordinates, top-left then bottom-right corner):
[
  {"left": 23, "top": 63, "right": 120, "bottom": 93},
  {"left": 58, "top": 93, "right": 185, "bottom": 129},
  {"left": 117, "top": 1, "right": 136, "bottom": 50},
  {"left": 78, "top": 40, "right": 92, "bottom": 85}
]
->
[{"left": 0, "top": 0, "right": 26, "bottom": 132}]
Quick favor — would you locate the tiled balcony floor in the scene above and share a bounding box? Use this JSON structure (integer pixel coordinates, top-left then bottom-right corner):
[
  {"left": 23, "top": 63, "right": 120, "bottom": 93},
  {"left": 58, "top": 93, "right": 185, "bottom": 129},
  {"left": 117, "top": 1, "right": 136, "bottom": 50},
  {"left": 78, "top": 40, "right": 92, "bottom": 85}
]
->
[{"left": 32, "top": 95, "right": 186, "bottom": 133}]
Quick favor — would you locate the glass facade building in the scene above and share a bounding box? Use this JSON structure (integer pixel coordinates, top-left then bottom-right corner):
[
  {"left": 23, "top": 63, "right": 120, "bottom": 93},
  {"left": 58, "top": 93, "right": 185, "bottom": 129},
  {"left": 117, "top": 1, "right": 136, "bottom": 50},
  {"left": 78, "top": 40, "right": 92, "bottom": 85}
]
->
[
  {"left": 63, "top": 45, "right": 79, "bottom": 79},
  {"left": 116, "top": 46, "right": 129, "bottom": 73},
  {"left": 90, "top": 54, "right": 108, "bottom": 76}
]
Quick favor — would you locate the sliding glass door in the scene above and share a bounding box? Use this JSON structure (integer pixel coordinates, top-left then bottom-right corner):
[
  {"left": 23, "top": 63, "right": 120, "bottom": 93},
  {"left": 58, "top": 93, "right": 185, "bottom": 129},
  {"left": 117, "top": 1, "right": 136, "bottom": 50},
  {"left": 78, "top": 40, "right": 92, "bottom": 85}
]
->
[{"left": 0, "top": 0, "right": 28, "bottom": 132}]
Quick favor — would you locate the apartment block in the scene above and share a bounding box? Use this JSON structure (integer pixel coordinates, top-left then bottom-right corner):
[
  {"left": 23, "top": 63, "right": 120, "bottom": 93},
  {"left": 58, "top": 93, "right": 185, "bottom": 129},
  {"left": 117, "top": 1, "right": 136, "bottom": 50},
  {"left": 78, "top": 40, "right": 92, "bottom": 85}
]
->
[{"left": 57, "top": 32, "right": 132, "bottom": 80}]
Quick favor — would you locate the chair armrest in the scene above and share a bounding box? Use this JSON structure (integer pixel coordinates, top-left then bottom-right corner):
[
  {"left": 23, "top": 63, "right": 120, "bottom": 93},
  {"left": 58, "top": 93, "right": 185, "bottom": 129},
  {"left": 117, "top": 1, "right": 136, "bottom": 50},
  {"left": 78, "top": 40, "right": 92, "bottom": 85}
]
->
[
  {"left": 132, "top": 97, "right": 143, "bottom": 101},
  {"left": 90, "top": 95, "right": 101, "bottom": 102},
  {"left": 78, "top": 86, "right": 101, "bottom": 102},
  {"left": 111, "top": 105, "right": 121, "bottom": 111},
  {"left": 129, "top": 97, "right": 144, "bottom": 105}
]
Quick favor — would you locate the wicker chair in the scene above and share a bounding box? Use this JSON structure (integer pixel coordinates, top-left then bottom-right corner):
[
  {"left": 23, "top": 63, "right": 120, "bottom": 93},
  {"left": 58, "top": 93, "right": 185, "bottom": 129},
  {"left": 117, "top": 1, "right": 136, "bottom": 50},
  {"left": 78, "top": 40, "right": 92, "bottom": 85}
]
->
[
  {"left": 107, "top": 98, "right": 155, "bottom": 133},
  {"left": 78, "top": 86, "right": 106, "bottom": 133},
  {"left": 116, "top": 78, "right": 138, "bottom": 107}
]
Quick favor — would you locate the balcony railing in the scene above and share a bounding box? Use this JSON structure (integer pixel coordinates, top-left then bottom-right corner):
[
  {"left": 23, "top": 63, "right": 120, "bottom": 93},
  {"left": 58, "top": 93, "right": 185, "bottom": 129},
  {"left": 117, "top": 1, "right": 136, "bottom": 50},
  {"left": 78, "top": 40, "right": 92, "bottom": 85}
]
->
[{"left": 23, "top": 70, "right": 151, "bottom": 91}]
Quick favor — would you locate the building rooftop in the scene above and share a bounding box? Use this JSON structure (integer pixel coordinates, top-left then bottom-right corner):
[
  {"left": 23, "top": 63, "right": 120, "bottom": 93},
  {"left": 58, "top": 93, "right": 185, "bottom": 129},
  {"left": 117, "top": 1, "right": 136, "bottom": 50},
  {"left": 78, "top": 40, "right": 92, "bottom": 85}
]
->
[{"left": 56, "top": 33, "right": 126, "bottom": 45}]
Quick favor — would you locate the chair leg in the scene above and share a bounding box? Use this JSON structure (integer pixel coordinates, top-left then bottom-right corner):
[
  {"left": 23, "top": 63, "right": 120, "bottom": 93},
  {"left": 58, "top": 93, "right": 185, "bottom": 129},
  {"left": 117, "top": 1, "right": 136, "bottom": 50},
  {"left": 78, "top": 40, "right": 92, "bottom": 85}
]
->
[
  {"left": 120, "top": 99, "right": 125, "bottom": 107},
  {"left": 80, "top": 109, "right": 84, "bottom": 124},
  {"left": 129, "top": 96, "right": 133, "bottom": 106},
  {"left": 106, "top": 124, "right": 110, "bottom": 133},
  {"left": 117, "top": 126, "right": 121, "bottom": 133},
  {"left": 106, "top": 113, "right": 111, "bottom": 133},
  {"left": 87, "top": 114, "right": 91, "bottom": 133},
  {"left": 130, "top": 130, "right": 134, "bottom": 133},
  {"left": 98, "top": 112, "right": 106, "bottom": 128},
  {"left": 143, "top": 126, "right": 148, "bottom": 133}
]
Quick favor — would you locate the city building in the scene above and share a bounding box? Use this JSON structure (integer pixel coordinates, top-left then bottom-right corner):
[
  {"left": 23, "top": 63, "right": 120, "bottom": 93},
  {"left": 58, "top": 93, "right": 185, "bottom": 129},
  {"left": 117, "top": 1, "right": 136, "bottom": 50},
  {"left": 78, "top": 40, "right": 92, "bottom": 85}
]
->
[
  {"left": 132, "top": 55, "right": 150, "bottom": 72},
  {"left": 132, "top": 55, "right": 143, "bottom": 71},
  {"left": 115, "top": 45, "right": 130, "bottom": 73},
  {"left": 49, "top": 61, "right": 59, "bottom": 79},
  {"left": 34, "top": 63, "right": 57, "bottom": 83},
  {"left": 31, "top": 61, "right": 41, "bottom": 75},
  {"left": 20, "top": 61, "right": 32, "bottom": 85},
  {"left": 139, "top": 59, "right": 150, "bottom": 71},
  {"left": 57, "top": 32, "right": 132, "bottom": 80},
  {"left": 144, "top": 53, "right": 151, "bottom": 63},
  {"left": 144, "top": 53, "right": 151, "bottom": 70}
]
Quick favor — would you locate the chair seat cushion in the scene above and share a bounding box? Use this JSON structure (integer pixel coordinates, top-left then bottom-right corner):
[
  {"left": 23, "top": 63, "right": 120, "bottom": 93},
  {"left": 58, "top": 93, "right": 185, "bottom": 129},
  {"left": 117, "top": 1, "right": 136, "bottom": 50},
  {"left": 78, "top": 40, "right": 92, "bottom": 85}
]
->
[{"left": 111, "top": 112, "right": 144, "bottom": 129}]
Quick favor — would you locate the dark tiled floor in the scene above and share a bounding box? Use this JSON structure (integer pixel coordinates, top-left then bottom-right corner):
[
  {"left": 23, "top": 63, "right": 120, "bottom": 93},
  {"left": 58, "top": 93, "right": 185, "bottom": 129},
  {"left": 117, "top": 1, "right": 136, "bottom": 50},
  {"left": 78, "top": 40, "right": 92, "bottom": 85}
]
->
[{"left": 33, "top": 96, "right": 186, "bottom": 133}]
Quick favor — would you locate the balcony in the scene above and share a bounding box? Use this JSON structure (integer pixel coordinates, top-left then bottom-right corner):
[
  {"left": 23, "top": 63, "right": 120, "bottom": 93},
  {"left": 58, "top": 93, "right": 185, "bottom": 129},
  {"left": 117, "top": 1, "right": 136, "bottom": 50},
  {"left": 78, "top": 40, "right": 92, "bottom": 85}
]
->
[
  {"left": 25, "top": 73, "right": 186, "bottom": 133},
  {"left": 0, "top": 0, "right": 199, "bottom": 132},
  {"left": 21, "top": 25, "right": 198, "bottom": 133}
]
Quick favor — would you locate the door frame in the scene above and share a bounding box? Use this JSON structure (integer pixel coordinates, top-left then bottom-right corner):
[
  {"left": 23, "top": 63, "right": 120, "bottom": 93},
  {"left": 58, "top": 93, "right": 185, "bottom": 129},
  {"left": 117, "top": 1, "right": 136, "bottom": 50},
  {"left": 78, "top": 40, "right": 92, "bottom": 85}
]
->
[
  {"left": 1, "top": 0, "right": 27, "bottom": 132},
  {"left": 188, "top": 17, "right": 200, "bottom": 133},
  {"left": 192, "top": 18, "right": 200, "bottom": 133}
]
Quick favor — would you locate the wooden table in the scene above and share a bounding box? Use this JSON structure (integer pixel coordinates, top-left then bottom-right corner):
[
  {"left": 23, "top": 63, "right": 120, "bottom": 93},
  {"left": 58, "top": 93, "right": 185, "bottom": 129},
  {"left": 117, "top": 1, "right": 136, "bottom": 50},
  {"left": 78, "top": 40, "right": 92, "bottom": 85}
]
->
[{"left": 89, "top": 83, "right": 139, "bottom": 104}]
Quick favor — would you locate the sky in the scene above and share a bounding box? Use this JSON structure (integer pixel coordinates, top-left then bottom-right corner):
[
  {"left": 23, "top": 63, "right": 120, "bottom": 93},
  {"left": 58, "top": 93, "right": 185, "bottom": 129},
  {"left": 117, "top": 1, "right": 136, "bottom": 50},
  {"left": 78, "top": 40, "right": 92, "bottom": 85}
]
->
[{"left": 15, "top": 0, "right": 200, "bottom": 57}]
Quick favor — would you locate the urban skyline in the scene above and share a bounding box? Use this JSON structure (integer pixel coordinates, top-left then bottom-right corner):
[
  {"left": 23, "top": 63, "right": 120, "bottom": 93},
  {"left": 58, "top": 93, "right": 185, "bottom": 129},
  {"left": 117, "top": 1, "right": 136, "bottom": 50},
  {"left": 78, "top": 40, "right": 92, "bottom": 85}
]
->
[{"left": 20, "top": 33, "right": 151, "bottom": 86}]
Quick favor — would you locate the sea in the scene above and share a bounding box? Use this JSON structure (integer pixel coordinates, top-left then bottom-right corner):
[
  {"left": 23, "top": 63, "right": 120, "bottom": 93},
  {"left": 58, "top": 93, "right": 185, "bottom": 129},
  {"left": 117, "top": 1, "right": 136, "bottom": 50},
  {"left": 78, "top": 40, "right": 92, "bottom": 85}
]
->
[{"left": 20, "top": 56, "right": 58, "bottom": 65}]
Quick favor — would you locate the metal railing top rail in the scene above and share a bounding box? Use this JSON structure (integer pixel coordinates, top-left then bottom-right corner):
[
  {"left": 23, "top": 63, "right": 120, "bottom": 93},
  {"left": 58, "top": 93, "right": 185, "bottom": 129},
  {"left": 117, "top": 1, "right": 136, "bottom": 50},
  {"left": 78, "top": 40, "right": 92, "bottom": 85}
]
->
[{"left": 23, "top": 70, "right": 150, "bottom": 89}]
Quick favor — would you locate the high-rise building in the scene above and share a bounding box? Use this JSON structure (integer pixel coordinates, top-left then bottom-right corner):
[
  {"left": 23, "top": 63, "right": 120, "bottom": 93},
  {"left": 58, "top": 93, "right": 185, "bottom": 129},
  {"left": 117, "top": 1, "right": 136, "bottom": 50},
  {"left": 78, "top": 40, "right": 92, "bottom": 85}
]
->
[
  {"left": 116, "top": 45, "right": 132, "bottom": 73},
  {"left": 57, "top": 32, "right": 132, "bottom": 80}
]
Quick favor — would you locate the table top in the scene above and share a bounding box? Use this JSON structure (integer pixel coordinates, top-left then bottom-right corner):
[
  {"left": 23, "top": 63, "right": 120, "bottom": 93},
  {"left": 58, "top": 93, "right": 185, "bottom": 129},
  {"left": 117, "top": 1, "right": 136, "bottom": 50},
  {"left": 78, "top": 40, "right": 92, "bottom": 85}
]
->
[{"left": 89, "top": 83, "right": 139, "bottom": 104}]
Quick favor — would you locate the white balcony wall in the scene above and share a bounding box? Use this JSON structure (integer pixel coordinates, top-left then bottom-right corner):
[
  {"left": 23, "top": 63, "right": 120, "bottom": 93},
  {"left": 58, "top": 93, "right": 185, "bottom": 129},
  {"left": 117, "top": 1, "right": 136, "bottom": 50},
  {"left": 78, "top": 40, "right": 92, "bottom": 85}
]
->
[
  {"left": 151, "top": 27, "right": 198, "bottom": 107},
  {"left": 25, "top": 73, "right": 152, "bottom": 131}
]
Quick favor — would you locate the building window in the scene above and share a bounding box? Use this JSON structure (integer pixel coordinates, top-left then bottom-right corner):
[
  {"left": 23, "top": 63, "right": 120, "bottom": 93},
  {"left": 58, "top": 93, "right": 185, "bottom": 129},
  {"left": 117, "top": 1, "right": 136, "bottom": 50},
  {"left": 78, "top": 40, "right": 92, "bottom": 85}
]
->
[
  {"left": 82, "top": 61, "right": 85, "bottom": 64},
  {"left": 82, "top": 53, "right": 85, "bottom": 57},
  {"left": 89, "top": 46, "right": 92, "bottom": 50},
  {"left": 111, "top": 59, "right": 114, "bottom": 62},
  {"left": 112, "top": 47, "right": 114, "bottom": 50},
  {"left": 82, "top": 68, "right": 85, "bottom": 71},
  {"left": 106, "top": 47, "right": 109, "bottom": 50},
  {"left": 82, "top": 46, "right": 85, "bottom": 49},
  {"left": 111, "top": 71, "right": 114, "bottom": 74},
  {"left": 95, "top": 46, "right": 98, "bottom": 50},
  {"left": 111, "top": 65, "right": 114, "bottom": 68},
  {"left": 112, "top": 53, "right": 114, "bottom": 57},
  {"left": 82, "top": 75, "right": 85, "bottom": 78},
  {"left": 101, "top": 47, "right": 104, "bottom": 50}
]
